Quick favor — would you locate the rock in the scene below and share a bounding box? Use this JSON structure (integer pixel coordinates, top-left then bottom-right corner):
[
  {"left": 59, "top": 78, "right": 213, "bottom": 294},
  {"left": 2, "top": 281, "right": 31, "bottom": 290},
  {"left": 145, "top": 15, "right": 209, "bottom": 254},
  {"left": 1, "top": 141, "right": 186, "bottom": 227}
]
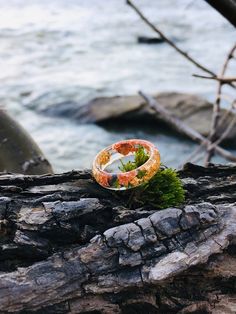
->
[
  {"left": 0, "top": 109, "right": 53, "bottom": 175},
  {"left": 38, "top": 92, "right": 236, "bottom": 145},
  {"left": 75, "top": 92, "right": 236, "bottom": 144},
  {"left": 20, "top": 91, "right": 32, "bottom": 97},
  {"left": 74, "top": 95, "right": 144, "bottom": 123},
  {"left": 40, "top": 101, "right": 80, "bottom": 118},
  {"left": 137, "top": 36, "right": 165, "bottom": 44}
]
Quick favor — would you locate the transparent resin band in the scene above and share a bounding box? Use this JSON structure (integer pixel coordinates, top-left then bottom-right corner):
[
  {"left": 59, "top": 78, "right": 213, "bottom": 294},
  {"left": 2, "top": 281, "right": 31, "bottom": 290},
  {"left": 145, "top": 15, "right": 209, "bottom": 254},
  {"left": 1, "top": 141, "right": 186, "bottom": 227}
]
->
[{"left": 92, "top": 139, "right": 161, "bottom": 190}]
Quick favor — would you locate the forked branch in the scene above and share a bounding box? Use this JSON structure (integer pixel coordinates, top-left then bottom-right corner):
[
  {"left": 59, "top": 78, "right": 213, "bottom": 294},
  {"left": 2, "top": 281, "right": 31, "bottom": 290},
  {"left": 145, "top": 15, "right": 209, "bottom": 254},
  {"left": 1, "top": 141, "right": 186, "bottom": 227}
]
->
[
  {"left": 193, "top": 74, "right": 236, "bottom": 83},
  {"left": 127, "top": 0, "right": 236, "bottom": 90},
  {"left": 139, "top": 91, "right": 236, "bottom": 163},
  {"left": 205, "top": 43, "right": 236, "bottom": 165}
]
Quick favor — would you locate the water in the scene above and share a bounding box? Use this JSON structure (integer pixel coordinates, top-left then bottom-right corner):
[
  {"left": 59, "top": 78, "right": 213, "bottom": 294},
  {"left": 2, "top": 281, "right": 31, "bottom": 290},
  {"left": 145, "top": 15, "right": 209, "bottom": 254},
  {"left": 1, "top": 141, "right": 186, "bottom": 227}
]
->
[{"left": 0, "top": 0, "right": 235, "bottom": 172}]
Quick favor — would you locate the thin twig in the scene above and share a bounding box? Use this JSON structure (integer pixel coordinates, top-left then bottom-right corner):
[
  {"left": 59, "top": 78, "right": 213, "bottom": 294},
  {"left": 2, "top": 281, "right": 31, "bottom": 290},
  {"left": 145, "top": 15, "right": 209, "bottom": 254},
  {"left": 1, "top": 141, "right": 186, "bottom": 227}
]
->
[
  {"left": 181, "top": 147, "right": 206, "bottom": 169},
  {"left": 127, "top": 0, "right": 236, "bottom": 90},
  {"left": 191, "top": 151, "right": 206, "bottom": 164},
  {"left": 127, "top": 0, "right": 214, "bottom": 77},
  {"left": 205, "top": 43, "right": 236, "bottom": 166},
  {"left": 194, "top": 114, "right": 236, "bottom": 166},
  {"left": 183, "top": 99, "right": 236, "bottom": 165},
  {"left": 127, "top": 0, "right": 236, "bottom": 166},
  {"left": 216, "top": 94, "right": 236, "bottom": 105},
  {"left": 181, "top": 144, "right": 204, "bottom": 166},
  {"left": 190, "top": 116, "right": 236, "bottom": 168},
  {"left": 210, "top": 116, "right": 236, "bottom": 149},
  {"left": 193, "top": 74, "right": 236, "bottom": 83},
  {"left": 139, "top": 91, "right": 236, "bottom": 163}
]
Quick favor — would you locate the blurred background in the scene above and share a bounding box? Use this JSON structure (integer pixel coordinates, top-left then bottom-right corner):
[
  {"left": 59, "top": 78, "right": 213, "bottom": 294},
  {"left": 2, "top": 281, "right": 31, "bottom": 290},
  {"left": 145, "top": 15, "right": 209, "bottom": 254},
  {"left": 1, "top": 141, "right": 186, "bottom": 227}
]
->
[{"left": 0, "top": 0, "right": 235, "bottom": 172}]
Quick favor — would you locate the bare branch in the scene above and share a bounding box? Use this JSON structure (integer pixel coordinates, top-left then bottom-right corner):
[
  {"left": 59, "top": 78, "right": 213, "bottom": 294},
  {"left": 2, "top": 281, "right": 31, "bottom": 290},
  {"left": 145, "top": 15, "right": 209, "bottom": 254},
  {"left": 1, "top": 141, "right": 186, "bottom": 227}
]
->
[
  {"left": 127, "top": 0, "right": 236, "bottom": 166},
  {"left": 139, "top": 91, "right": 236, "bottom": 163},
  {"left": 210, "top": 115, "right": 236, "bottom": 149},
  {"left": 127, "top": 1, "right": 236, "bottom": 90},
  {"left": 205, "top": 43, "right": 236, "bottom": 165},
  {"left": 216, "top": 93, "right": 236, "bottom": 105},
  {"left": 181, "top": 99, "right": 236, "bottom": 166},
  {"left": 181, "top": 145, "right": 204, "bottom": 167},
  {"left": 193, "top": 74, "right": 236, "bottom": 83},
  {"left": 127, "top": 0, "right": 215, "bottom": 77}
]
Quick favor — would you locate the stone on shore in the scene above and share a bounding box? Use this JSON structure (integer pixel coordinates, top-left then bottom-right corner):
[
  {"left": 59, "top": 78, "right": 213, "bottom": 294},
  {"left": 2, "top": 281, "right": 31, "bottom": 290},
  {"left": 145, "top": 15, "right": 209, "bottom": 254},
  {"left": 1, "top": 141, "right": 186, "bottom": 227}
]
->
[
  {"left": 0, "top": 109, "right": 53, "bottom": 174},
  {"left": 38, "top": 92, "right": 236, "bottom": 145},
  {"left": 74, "top": 92, "right": 236, "bottom": 143}
]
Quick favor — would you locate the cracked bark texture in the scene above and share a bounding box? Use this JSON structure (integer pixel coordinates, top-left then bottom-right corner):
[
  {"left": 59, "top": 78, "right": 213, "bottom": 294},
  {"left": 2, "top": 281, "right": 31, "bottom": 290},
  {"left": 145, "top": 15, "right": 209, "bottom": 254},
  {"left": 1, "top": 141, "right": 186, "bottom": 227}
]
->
[{"left": 0, "top": 163, "right": 236, "bottom": 314}]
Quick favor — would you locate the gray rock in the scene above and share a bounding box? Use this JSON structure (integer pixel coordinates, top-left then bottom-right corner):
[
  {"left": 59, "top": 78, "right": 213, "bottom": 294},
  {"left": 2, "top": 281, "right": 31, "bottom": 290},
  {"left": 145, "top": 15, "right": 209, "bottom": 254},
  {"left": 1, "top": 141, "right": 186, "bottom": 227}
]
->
[
  {"left": 79, "top": 93, "right": 236, "bottom": 142},
  {"left": 40, "top": 101, "right": 79, "bottom": 118},
  {"left": 40, "top": 92, "right": 236, "bottom": 144},
  {"left": 0, "top": 109, "right": 53, "bottom": 174},
  {"left": 137, "top": 36, "right": 165, "bottom": 44}
]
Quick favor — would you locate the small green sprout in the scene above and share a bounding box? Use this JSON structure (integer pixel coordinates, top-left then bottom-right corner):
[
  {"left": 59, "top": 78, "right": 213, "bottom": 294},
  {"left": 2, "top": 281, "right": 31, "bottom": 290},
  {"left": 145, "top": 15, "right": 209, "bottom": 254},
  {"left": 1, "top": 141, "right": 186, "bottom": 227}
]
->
[{"left": 119, "top": 146, "right": 148, "bottom": 172}]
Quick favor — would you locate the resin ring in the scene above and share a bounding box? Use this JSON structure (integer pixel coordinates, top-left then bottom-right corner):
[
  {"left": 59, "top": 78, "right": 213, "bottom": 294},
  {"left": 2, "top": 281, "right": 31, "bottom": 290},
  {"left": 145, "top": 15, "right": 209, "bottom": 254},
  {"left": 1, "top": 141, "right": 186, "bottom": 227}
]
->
[{"left": 92, "top": 139, "right": 161, "bottom": 190}]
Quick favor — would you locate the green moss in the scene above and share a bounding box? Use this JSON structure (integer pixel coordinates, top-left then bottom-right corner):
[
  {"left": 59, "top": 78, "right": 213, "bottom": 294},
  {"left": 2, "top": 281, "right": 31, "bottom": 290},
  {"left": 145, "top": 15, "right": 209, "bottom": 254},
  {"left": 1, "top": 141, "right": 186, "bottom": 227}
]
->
[
  {"left": 113, "top": 178, "right": 120, "bottom": 189},
  {"left": 119, "top": 146, "right": 149, "bottom": 172},
  {"left": 137, "top": 169, "right": 147, "bottom": 179},
  {"left": 119, "top": 146, "right": 185, "bottom": 209},
  {"left": 134, "top": 145, "right": 149, "bottom": 167},
  {"left": 141, "top": 168, "right": 185, "bottom": 209}
]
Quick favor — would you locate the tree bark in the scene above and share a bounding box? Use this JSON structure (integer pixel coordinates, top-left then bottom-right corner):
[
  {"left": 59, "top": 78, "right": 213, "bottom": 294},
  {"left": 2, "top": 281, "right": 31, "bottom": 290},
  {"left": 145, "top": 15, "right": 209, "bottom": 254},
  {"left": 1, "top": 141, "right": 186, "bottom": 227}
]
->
[{"left": 0, "top": 163, "right": 236, "bottom": 313}]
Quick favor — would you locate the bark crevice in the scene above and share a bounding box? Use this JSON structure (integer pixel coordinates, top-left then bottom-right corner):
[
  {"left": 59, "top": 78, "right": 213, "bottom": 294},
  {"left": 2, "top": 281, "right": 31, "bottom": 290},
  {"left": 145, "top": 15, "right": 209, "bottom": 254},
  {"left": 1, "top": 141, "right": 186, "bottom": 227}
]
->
[{"left": 0, "top": 163, "right": 235, "bottom": 313}]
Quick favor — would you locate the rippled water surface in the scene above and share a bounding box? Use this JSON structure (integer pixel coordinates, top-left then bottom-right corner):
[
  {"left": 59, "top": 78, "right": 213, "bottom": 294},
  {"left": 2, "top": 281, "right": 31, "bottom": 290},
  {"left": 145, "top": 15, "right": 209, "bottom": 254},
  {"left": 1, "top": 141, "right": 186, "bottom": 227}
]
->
[{"left": 0, "top": 0, "right": 235, "bottom": 171}]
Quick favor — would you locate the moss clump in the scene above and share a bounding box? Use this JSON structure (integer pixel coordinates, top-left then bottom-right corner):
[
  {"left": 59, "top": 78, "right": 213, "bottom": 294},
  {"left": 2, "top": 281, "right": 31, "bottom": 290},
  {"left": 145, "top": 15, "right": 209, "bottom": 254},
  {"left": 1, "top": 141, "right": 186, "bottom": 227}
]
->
[
  {"left": 119, "top": 146, "right": 185, "bottom": 209},
  {"left": 141, "top": 168, "right": 185, "bottom": 208}
]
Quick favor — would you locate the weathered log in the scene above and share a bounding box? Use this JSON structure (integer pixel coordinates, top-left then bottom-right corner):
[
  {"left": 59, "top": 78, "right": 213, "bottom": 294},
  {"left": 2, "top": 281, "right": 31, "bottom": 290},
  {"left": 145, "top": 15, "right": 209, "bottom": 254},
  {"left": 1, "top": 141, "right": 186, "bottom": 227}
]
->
[{"left": 0, "top": 163, "right": 236, "bottom": 313}]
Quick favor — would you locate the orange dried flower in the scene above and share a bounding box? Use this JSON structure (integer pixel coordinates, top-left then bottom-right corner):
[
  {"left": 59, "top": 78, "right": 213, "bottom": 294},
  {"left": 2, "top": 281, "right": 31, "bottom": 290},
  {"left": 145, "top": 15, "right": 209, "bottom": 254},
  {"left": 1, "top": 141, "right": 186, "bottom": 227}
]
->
[
  {"left": 98, "top": 151, "right": 110, "bottom": 165},
  {"left": 113, "top": 142, "right": 136, "bottom": 155},
  {"left": 98, "top": 172, "right": 111, "bottom": 187},
  {"left": 118, "top": 170, "right": 136, "bottom": 186}
]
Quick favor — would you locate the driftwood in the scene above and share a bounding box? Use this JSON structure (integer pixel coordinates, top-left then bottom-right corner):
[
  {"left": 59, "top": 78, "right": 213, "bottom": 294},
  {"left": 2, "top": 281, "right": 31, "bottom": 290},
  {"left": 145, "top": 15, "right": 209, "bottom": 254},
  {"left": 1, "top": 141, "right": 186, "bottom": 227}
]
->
[
  {"left": 0, "top": 163, "right": 236, "bottom": 313},
  {"left": 140, "top": 92, "right": 236, "bottom": 164}
]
